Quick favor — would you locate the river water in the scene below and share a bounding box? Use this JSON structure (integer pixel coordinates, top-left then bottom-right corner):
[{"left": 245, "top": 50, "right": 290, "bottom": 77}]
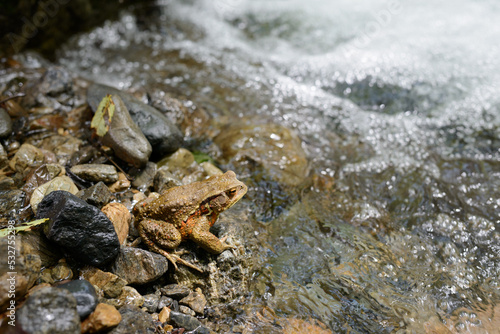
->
[{"left": 54, "top": 0, "right": 500, "bottom": 332}]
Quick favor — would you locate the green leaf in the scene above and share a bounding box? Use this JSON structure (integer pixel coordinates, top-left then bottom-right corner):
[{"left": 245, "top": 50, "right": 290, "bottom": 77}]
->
[
  {"left": 0, "top": 218, "right": 49, "bottom": 238},
  {"left": 91, "top": 94, "right": 115, "bottom": 137},
  {"left": 193, "top": 151, "right": 215, "bottom": 164}
]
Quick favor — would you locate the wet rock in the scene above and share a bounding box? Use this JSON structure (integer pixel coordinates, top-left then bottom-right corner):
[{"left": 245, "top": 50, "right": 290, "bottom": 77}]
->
[
  {"left": 153, "top": 169, "right": 182, "bottom": 194},
  {"left": 17, "top": 287, "right": 80, "bottom": 334},
  {"left": 108, "top": 172, "right": 131, "bottom": 192},
  {"left": 179, "top": 288, "right": 207, "bottom": 314},
  {"left": 0, "top": 144, "right": 7, "bottom": 169},
  {"left": 70, "top": 164, "right": 119, "bottom": 183},
  {"left": 111, "top": 247, "right": 168, "bottom": 285},
  {"left": 87, "top": 91, "right": 151, "bottom": 167},
  {"left": 194, "top": 326, "right": 211, "bottom": 334},
  {"left": 157, "top": 296, "right": 175, "bottom": 311},
  {"left": 279, "top": 318, "right": 333, "bottom": 334},
  {"left": 179, "top": 305, "right": 196, "bottom": 316},
  {"left": 87, "top": 83, "right": 184, "bottom": 158},
  {"left": 169, "top": 310, "right": 202, "bottom": 331},
  {"left": 9, "top": 143, "right": 45, "bottom": 174},
  {"left": 77, "top": 181, "right": 112, "bottom": 208},
  {"left": 0, "top": 236, "right": 41, "bottom": 313},
  {"left": 81, "top": 303, "right": 122, "bottom": 334},
  {"left": 39, "top": 135, "right": 83, "bottom": 166},
  {"left": 19, "top": 230, "right": 61, "bottom": 268},
  {"left": 131, "top": 161, "right": 157, "bottom": 191},
  {"left": 142, "top": 294, "right": 160, "bottom": 313},
  {"left": 22, "top": 164, "right": 65, "bottom": 199},
  {"left": 36, "top": 191, "right": 120, "bottom": 267},
  {"left": 214, "top": 121, "right": 308, "bottom": 186},
  {"left": 101, "top": 203, "right": 131, "bottom": 245},
  {"left": 106, "top": 286, "right": 144, "bottom": 309},
  {"left": 22, "top": 66, "right": 73, "bottom": 109},
  {"left": 160, "top": 284, "right": 191, "bottom": 299},
  {"left": 108, "top": 305, "right": 156, "bottom": 334},
  {"left": 0, "top": 108, "right": 12, "bottom": 137},
  {"left": 56, "top": 279, "right": 98, "bottom": 319},
  {"left": 30, "top": 175, "right": 79, "bottom": 214},
  {"left": 81, "top": 267, "right": 126, "bottom": 299},
  {"left": 200, "top": 161, "right": 223, "bottom": 177},
  {"left": 51, "top": 259, "right": 73, "bottom": 281},
  {"left": 0, "top": 190, "right": 27, "bottom": 219},
  {"left": 158, "top": 306, "right": 170, "bottom": 323}
]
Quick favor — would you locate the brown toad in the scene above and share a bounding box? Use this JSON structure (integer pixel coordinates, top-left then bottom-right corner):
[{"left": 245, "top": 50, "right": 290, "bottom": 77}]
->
[{"left": 133, "top": 171, "right": 247, "bottom": 271}]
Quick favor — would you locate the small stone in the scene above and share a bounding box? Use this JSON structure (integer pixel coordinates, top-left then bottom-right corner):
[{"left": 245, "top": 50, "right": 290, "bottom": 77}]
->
[
  {"left": 77, "top": 181, "right": 112, "bottom": 208},
  {"left": 131, "top": 161, "right": 157, "bottom": 191},
  {"left": 38, "top": 268, "right": 55, "bottom": 285},
  {"left": 0, "top": 190, "right": 27, "bottom": 220},
  {"left": 194, "top": 326, "right": 211, "bottom": 334},
  {"left": 51, "top": 259, "right": 73, "bottom": 281},
  {"left": 36, "top": 191, "right": 120, "bottom": 267},
  {"left": 157, "top": 296, "right": 174, "bottom": 311},
  {"left": 87, "top": 83, "right": 183, "bottom": 159},
  {"left": 81, "top": 303, "right": 122, "bottom": 334},
  {"left": 22, "top": 164, "right": 65, "bottom": 197},
  {"left": 158, "top": 306, "right": 170, "bottom": 323},
  {"left": 179, "top": 305, "right": 196, "bottom": 316},
  {"left": 56, "top": 279, "right": 98, "bottom": 319},
  {"left": 108, "top": 172, "right": 131, "bottom": 192},
  {"left": 87, "top": 91, "right": 152, "bottom": 168},
  {"left": 81, "top": 267, "right": 127, "bottom": 299},
  {"left": 153, "top": 169, "right": 182, "bottom": 194},
  {"left": 157, "top": 148, "right": 194, "bottom": 170},
  {"left": 0, "top": 108, "right": 13, "bottom": 137},
  {"left": 9, "top": 143, "right": 45, "bottom": 174},
  {"left": 169, "top": 310, "right": 202, "bottom": 331},
  {"left": 179, "top": 288, "right": 207, "bottom": 314},
  {"left": 111, "top": 247, "right": 168, "bottom": 285},
  {"left": 101, "top": 203, "right": 131, "bottom": 245},
  {"left": 160, "top": 284, "right": 191, "bottom": 299},
  {"left": 70, "top": 164, "right": 119, "bottom": 183},
  {"left": 142, "top": 294, "right": 160, "bottom": 313},
  {"left": 39, "top": 135, "right": 83, "bottom": 166},
  {"left": 108, "top": 305, "right": 156, "bottom": 334},
  {"left": 30, "top": 176, "right": 79, "bottom": 214},
  {"left": 17, "top": 287, "right": 80, "bottom": 334},
  {"left": 200, "top": 161, "right": 223, "bottom": 177},
  {"left": 106, "top": 286, "right": 144, "bottom": 309}
]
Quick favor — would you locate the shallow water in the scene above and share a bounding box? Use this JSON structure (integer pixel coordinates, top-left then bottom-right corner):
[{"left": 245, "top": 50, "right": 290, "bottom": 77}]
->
[{"left": 55, "top": 0, "right": 500, "bottom": 332}]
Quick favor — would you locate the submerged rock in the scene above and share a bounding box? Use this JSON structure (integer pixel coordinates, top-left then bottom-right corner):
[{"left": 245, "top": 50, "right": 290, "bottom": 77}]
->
[
  {"left": 169, "top": 310, "right": 202, "bottom": 331},
  {"left": 17, "top": 287, "right": 80, "bottom": 334},
  {"left": 0, "top": 108, "right": 12, "bottom": 138},
  {"left": 56, "top": 279, "right": 98, "bottom": 319},
  {"left": 87, "top": 83, "right": 184, "bottom": 158},
  {"left": 0, "top": 190, "right": 27, "bottom": 219},
  {"left": 111, "top": 247, "right": 168, "bottom": 285},
  {"left": 36, "top": 191, "right": 120, "bottom": 267}
]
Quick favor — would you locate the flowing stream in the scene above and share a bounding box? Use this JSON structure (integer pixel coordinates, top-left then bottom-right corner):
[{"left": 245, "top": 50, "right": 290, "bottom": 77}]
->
[{"left": 54, "top": 0, "right": 500, "bottom": 332}]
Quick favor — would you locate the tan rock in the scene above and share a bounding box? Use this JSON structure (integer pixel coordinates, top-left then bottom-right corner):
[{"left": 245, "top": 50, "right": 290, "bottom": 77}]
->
[
  {"left": 179, "top": 287, "right": 207, "bottom": 314},
  {"left": 105, "top": 286, "right": 144, "bottom": 309},
  {"left": 81, "top": 303, "right": 121, "bottom": 333},
  {"left": 108, "top": 173, "right": 131, "bottom": 192},
  {"left": 279, "top": 318, "right": 333, "bottom": 334},
  {"left": 81, "top": 266, "right": 126, "bottom": 299},
  {"left": 158, "top": 306, "right": 170, "bottom": 323},
  {"left": 30, "top": 175, "right": 79, "bottom": 213},
  {"left": 9, "top": 143, "right": 45, "bottom": 174},
  {"left": 101, "top": 202, "right": 131, "bottom": 245}
]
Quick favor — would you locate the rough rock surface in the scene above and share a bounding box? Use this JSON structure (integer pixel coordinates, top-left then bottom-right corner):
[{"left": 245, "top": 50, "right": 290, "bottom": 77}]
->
[
  {"left": 36, "top": 191, "right": 120, "bottom": 267},
  {"left": 111, "top": 247, "right": 168, "bottom": 285}
]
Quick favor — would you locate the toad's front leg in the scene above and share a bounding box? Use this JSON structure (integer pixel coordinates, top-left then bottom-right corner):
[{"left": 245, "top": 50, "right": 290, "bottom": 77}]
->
[
  {"left": 189, "top": 216, "right": 235, "bottom": 254},
  {"left": 137, "top": 219, "right": 202, "bottom": 272}
]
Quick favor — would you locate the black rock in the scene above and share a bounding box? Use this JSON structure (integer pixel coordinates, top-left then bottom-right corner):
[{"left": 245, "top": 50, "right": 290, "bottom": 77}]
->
[
  {"left": 109, "top": 305, "right": 156, "bottom": 334},
  {"left": 56, "top": 279, "right": 98, "bottom": 319},
  {"left": 169, "top": 311, "right": 201, "bottom": 331},
  {"left": 0, "top": 108, "right": 12, "bottom": 138},
  {"left": 87, "top": 83, "right": 184, "bottom": 158},
  {"left": 17, "top": 287, "right": 80, "bottom": 334},
  {"left": 77, "top": 181, "right": 112, "bottom": 208},
  {"left": 160, "top": 284, "right": 191, "bottom": 299},
  {"left": 36, "top": 190, "right": 120, "bottom": 267}
]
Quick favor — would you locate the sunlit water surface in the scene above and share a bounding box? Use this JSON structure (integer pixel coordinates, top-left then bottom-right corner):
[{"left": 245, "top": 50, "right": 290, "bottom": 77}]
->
[{"left": 55, "top": 0, "right": 500, "bottom": 332}]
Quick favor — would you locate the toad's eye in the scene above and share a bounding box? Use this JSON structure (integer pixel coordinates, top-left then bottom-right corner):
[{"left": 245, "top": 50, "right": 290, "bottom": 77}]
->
[{"left": 227, "top": 188, "right": 237, "bottom": 197}]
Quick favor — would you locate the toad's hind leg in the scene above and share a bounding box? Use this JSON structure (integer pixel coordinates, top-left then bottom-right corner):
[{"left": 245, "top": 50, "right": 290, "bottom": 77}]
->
[{"left": 137, "top": 219, "right": 202, "bottom": 272}]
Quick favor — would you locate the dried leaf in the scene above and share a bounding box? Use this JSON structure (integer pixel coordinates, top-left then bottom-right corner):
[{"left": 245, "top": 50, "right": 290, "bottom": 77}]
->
[{"left": 91, "top": 94, "right": 115, "bottom": 137}]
